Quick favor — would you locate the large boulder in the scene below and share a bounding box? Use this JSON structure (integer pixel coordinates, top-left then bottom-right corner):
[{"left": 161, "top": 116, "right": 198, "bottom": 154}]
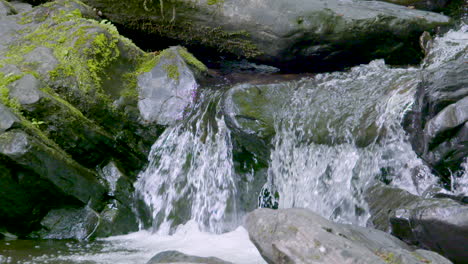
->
[
  {"left": 0, "top": 0, "right": 207, "bottom": 238},
  {"left": 365, "top": 183, "right": 468, "bottom": 263},
  {"left": 0, "top": 130, "right": 107, "bottom": 209},
  {"left": 245, "top": 208, "right": 452, "bottom": 264},
  {"left": 82, "top": 0, "right": 450, "bottom": 71},
  {"left": 147, "top": 251, "right": 233, "bottom": 264},
  {"left": 0, "top": 128, "right": 107, "bottom": 235},
  {"left": 390, "top": 197, "right": 468, "bottom": 264},
  {"left": 137, "top": 46, "right": 207, "bottom": 125},
  {"left": 404, "top": 24, "right": 468, "bottom": 187}
]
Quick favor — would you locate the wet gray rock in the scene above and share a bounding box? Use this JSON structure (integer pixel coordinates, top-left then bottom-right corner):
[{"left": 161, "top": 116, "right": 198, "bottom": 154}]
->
[
  {"left": 38, "top": 206, "right": 100, "bottom": 240},
  {"left": 0, "top": 130, "right": 107, "bottom": 210},
  {"left": 0, "top": 0, "right": 17, "bottom": 16},
  {"left": 245, "top": 208, "right": 452, "bottom": 264},
  {"left": 223, "top": 82, "right": 291, "bottom": 161},
  {"left": 424, "top": 96, "right": 468, "bottom": 140},
  {"left": 94, "top": 161, "right": 139, "bottom": 237},
  {"left": 365, "top": 183, "right": 468, "bottom": 263},
  {"left": 404, "top": 25, "right": 468, "bottom": 184},
  {"left": 390, "top": 198, "right": 468, "bottom": 264},
  {"left": 365, "top": 183, "right": 419, "bottom": 232},
  {"left": 8, "top": 74, "right": 45, "bottom": 105},
  {"left": 147, "top": 251, "right": 233, "bottom": 264},
  {"left": 94, "top": 201, "right": 138, "bottom": 238},
  {"left": 23, "top": 47, "right": 59, "bottom": 76},
  {"left": 82, "top": 0, "right": 450, "bottom": 70},
  {"left": 0, "top": 103, "right": 20, "bottom": 132},
  {"left": 9, "top": 1, "right": 32, "bottom": 14},
  {"left": 137, "top": 46, "right": 205, "bottom": 126}
]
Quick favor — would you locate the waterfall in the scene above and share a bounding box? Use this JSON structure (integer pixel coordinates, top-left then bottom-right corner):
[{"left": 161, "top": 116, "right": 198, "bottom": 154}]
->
[
  {"left": 135, "top": 23, "right": 467, "bottom": 233},
  {"left": 266, "top": 60, "right": 436, "bottom": 225},
  {"left": 135, "top": 90, "right": 238, "bottom": 234}
]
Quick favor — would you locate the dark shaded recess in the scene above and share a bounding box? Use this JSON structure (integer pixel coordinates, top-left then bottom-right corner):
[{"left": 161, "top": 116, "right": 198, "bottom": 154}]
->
[
  {"left": 0, "top": 156, "right": 82, "bottom": 237},
  {"left": 440, "top": 0, "right": 468, "bottom": 19},
  {"left": 45, "top": 82, "right": 163, "bottom": 178},
  {"left": 113, "top": 20, "right": 428, "bottom": 74},
  {"left": 115, "top": 23, "right": 244, "bottom": 70},
  {"left": 15, "top": 0, "right": 52, "bottom": 6}
]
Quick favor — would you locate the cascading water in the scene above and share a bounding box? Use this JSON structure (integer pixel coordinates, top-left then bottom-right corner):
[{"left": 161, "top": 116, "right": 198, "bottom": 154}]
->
[
  {"left": 9, "top": 22, "right": 466, "bottom": 264},
  {"left": 135, "top": 90, "right": 239, "bottom": 234},
  {"left": 265, "top": 61, "right": 435, "bottom": 225},
  {"left": 135, "top": 24, "right": 468, "bottom": 232}
]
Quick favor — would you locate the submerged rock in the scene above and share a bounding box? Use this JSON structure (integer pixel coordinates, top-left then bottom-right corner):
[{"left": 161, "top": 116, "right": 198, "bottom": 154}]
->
[
  {"left": 366, "top": 183, "right": 468, "bottom": 263},
  {"left": 81, "top": 0, "right": 450, "bottom": 71},
  {"left": 147, "top": 251, "right": 233, "bottom": 264},
  {"left": 245, "top": 208, "right": 452, "bottom": 264},
  {"left": 37, "top": 206, "right": 100, "bottom": 240}
]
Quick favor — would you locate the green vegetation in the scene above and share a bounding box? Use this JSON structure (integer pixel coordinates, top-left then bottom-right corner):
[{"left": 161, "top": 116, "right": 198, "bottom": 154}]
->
[
  {"left": 178, "top": 47, "right": 207, "bottom": 72},
  {"left": 0, "top": 73, "right": 23, "bottom": 111},
  {"left": 375, "top": 251, "right": 402, "bottom": 264},
  {"left": 207, "top": 0, "right": 223, "bottom": 5},
  {"left": 162, "top": 64, "right": 180, "bottom": 80}
]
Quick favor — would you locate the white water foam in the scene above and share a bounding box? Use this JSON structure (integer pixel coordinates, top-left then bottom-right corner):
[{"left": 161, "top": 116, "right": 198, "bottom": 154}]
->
[
  {"left": 267, "top": 60, "right": 438, "bottom": 225},
  {"left": 28, "top": 221, "right": 265, "bottom": 264},
  {"left": 135, "top": 91, "right": 238, "bottom": 234}
]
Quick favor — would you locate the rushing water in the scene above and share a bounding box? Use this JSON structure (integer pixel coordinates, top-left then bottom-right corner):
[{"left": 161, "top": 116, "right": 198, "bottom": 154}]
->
[
  {"left": 135, "top": 90, "right": 239, "bottom": 234},
  {"left": 2, "top": 23, "right": 467, "bottom": 264},
  {"left": 0, "top": 221, "right": 265, "bottom": 264}
]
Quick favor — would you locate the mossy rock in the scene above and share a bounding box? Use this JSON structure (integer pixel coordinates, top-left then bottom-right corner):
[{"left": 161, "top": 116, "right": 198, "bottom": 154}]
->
[
  {"left": 81, "top": 0, "right": 450, "bottom": 70},
  {"left": 0, "top": 0, "right": 207, "bottom": 238},
  {"left": 137, "top": 46, "right": 207, "bottom": 125}
]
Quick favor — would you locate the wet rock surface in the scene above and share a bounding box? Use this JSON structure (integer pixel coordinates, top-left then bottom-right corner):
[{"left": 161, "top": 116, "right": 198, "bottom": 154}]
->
[
  {"left": 36, "top": 206, "right": 100, "bottom": 240},
  {"left": 137, "top": 46, "right": 206, "bottom": 125},
  {"left": 0, "top": 0, "right": 17, "bottom": 16},
  {"left": 245, "top": 208, "right": 452, "bottom": 264},
  {"left": 366, "top": 183, "right": 468, "bottom": 263},
  {"left": 404, "top": 24, "right": 468, "bottom": 188},
  {"left": 0, "top": 0, "right": 205, "bottom": 238},
  {"left": 82, "top": 0, "right": 450, "bottom": 71},
  {"left": 147, "top": 251, "right": 233, "bottom": 264}
]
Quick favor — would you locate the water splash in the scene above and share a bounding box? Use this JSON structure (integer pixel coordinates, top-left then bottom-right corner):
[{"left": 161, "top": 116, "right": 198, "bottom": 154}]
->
[
  {"left": 135, "top": 90, "right": 237, "bottom": 234},
  {"left": 266, "top": 60, "right": 439, "bottom": 225}
]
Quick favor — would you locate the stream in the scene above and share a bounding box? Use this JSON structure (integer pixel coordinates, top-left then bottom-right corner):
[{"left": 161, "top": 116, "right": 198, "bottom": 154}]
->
[{"left": 1, "top": 21, "right": 467, "bottom": 264}]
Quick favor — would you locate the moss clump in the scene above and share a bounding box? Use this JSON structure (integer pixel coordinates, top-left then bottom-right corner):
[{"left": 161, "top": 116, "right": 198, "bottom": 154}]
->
[
  {"left": 84, "top": 33, "right": 120, "bottom": 89},
  {"left": 136, "top": 53, "right": 160, "bottom": 74},
  {"left": 130, "top": 19, "right": 261, "bottom": 58},
  {"left": 162, "top": 64, "right": 180, "bottom": 80},
  {"left": 375, "top": 251, "right": 402, "bottom": 264},
  {"left": 206, "top": 0, "right": 223, "bottom": 5},
  {"left": 0, "top": 73, "right": 23, "bottom": 112},
  {"left": 178, "top": 47, "right": 207, "bottom": 72},
  {"left": 411, "top": 252, "right": 431, "bottom": 263}
]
